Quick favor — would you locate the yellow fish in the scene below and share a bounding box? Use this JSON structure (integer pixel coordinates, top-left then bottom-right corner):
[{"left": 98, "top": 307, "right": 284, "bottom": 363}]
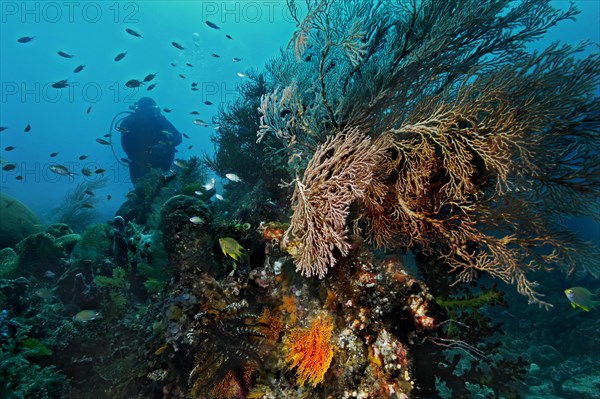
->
[
  {"left": 218, "top": 237, "right": 245, "bottom": 261},
  {"left": 564, "top": 287, "right": 600, "bottom": 312}
]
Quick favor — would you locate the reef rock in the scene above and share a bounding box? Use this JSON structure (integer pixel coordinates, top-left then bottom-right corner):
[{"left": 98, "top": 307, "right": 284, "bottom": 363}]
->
[
  {"left": 160, "top": 195, "right": 216, "bottom": 274},
  {"left": 15, "top": 232, "right": 68, "bottom": 279},
  {"left": 0, "top": 247, "right": 18, "bottom": 279},
  {"left": 46, "top": 223, "right": 74, "bottom": 238},
  {"left": 0, "top": 193, "right": 43, "bottom": 250}
]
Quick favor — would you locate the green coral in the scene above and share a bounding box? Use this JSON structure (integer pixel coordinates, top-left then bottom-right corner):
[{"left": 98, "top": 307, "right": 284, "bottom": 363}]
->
[
  {"left": 94, "top": 267, "right": 128, "bottom": 289},
  {"left": 436, "top": 286, "right": 504, "bottom": 310},
  {"left": 0, "top": 319, "right": 68, "bottom": 398},
  {"left": 75, "top": 223, "right": 112, "bottom": 260},
  {"left": 20, "top": 338, "right": 52, "bottom": 357}
]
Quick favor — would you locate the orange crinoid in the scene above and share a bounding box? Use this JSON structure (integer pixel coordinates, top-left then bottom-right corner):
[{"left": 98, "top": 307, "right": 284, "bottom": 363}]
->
[{"left": 282, "top": 314, "right": 334, "bottom": 387}]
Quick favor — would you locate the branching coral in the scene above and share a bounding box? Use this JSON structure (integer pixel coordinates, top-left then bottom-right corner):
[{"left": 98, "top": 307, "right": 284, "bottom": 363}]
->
[
  {"left": 262, "top": 0, "right": 600, "bottom": 308},
  {"left": 282, "top": 127, "right": 385, "bottom": 278},
  {"left": 282, "top": 313, "right": 335, "bottom": 387}
]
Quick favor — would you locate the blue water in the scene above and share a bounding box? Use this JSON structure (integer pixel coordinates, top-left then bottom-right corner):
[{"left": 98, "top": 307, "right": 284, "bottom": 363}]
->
[{"left": 1, "top": 1, "right": 297, "bottom": 221}]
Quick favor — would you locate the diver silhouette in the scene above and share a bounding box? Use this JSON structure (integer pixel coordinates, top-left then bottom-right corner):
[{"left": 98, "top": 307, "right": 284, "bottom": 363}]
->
[{"left": 118, "top": 97, "right": 182, "bottom": 184}]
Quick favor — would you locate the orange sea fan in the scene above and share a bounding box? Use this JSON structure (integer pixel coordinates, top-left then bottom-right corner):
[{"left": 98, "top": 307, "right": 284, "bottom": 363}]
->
[{"left": 282, "top": 314, "right": 335, "bottom": 387}]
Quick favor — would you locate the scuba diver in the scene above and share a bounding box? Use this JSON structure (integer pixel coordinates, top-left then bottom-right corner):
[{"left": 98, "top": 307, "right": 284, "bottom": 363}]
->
[{"left": 117, "top": 97, "right": 182, "bottom": 184}]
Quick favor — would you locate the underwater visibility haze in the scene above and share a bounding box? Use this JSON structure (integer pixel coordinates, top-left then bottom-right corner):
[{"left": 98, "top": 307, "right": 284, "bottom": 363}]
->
[{"left": 0, "top": 1, "right": 599, "bottom": 398}]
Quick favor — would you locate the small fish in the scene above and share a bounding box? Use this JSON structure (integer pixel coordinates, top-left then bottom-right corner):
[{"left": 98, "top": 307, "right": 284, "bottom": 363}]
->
[
  {"left": 96, "top": 138, "right": 110, "bottom": 145},
  {"left": 49, "top": 152, "right": 59, "bottom": 157},
  {"left": 191, "top": 82, "right": 198, "bottom": 87},
  {"left": 86, "top": 106, "right": 92, "bottom": 114},
  {"left": 191, "top": 87, "right": 199, "bottom": 91},
  {"left": 125, "top": 79, "right": 143, "bottom": 88},
  {"left": 2, "top": 164, "right": 17, "bottom": 171},
  {"left": 215, "top": 194, "right": 225, "bottom": 201},
  {"left": 114, "top": 51, "right": 127, "bottom": 61},
  {"left": 107, "top": 194, "right": 112, "bottom": 200},
  {"left": 225, "top": 34, "right": 233, "bottom": 40},
  {"left": 179, "top": 74, "right": 186, "bottom": 79},
  {"left": 211, "top": 53, "right": 220, "bottom": 58},
  {"left": 182, "top": 132, "right": 190, "bottom": 139},
  {"left": 202, "top": 177, "right": 216, "bottom": 191},
  {"left": 170, "top": 62, "right": 176, "bottom": 67},
  {"left": 154, "top": 344, "right": 168, "bottom": 356},
  {"left": 81, "top": 168, "right": 92, "bottom": 176},
  {"left": 49, "top": 164, "right": 75, "bottom": 176},
  {"left": 125, "top": 28, "right": 143, "bottom": 38},
  {"left": 51, "top": 79, "right": 68, "bottom": 89},
  {"left": 4, "top": 146, "right": 15, "bottom": 151},
  {"left": 163, "top": 108, "right": 172, "bottom": 113},
  {"left": 188, "top": 145, "right": 193, "bottom": 150},
  {"left": 144, "top": 73, "right": 157, "bottom": 82},
  {"left": 24, "top": 124, "right": 31, "bottom": 132},
  {"left": 44, "top": 270, "right": 56, "bottom": 279},
  {"left": 205, "top": 20, "right": 220, "bottom": 30},
  {"left": 232, "top": 57, "right": 241, "bottom": 62},
  {"left": 36, "top": 288, "right": 54, "bottom": 300},
  {"left": 57, "top": 51, "right": 73, "bottom": 58},
  {"left": 104, "top": 133, "right": 112, "bottom": 138},
  {"left": 15, "top": 176, "right": 23, "bottom": 180},
  {"left": 194, "top": 190, "right": 202, "bottom": 196},
  {"left": 84, "top": 190, "right": 95, "bottom": 196},
  {"left": 171, "top": 41, "right": 185, "bottom": 50},
  {"left": 565, "top": 287, "right": 600, "bottom": 312},
  {"left": 173, "top": 160, "right": 185, "bottom": 168},
  {"left": 73, "top": 309, "right": 102, "bottom": 322},
  {"left": 190, "top": 111, "right": 199, "bottom": 115},
  {"left": 189, "top": 216, "right": 203, "bottom": 224},
  {"left": 78, "top": 155, "right": 88, "bottom": 160},
  {"left": 115, "top": 126, "right": 128, "bottom": 133},
  {"left": 219, "top": 237, "right": 245, "bottom": 261},
  {"left": 193, "top": 119, "right": 207, "bottom": 126},
  {"left": 121, "top": 157, "right": 132, "bottom": 164},
  {"left": 17, "top": 36, "right": 35, "bottom": 43},
  {"left": 94, "top": 169, "right": 106, "bottom": 174},
  {"left": 204, "top": 101, "right": 213, "bottom": 106},
  {"left": 82, "top": 203, "right": 94, "bottom": 208},
  {"left": 237, "top": 72, "right": 247, "bottom": 78},
  {"left": 0, "top": 127, "right": 7, "bottom": 132},
  {"left": 147, "top": 83, "right": 156, "bottom": 91},
  {"left": 225, "top": 173, "right": 242, "bottom": 182},
  {"left": 186, "top": 62, "right": 193, "bottom": 67},
  {"left": 74, "top": 65, "right": 85, "bottom": 73}
]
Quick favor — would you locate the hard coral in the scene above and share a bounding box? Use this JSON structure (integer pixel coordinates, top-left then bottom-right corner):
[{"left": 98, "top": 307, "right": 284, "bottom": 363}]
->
[{"left": 282, "top": 314, "right": 334, "bottom": 387}]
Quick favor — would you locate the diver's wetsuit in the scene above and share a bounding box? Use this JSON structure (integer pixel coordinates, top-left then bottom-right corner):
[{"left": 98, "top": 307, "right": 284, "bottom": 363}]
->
[{"left": 119, "top": 104, "right": 182, "bottom": 184}]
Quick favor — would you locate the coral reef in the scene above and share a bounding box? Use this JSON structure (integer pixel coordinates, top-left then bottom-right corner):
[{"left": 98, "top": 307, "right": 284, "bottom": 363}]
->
[
  {"left": 0, "top": 193, "right": 43, "bottom": 250},
  {"left": 2, "top": 1, "right": 598, "bottom": 398}
]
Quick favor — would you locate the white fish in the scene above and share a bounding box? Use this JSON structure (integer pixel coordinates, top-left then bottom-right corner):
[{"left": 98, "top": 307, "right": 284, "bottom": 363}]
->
[
  {"left": 194, "top": 190, "right": 203, "bottom": 196},
  {"left": 73, "top": 309, "right": 102, "bottom": 322},
  {"left": 202, "top": 177, "right": 216, "bottom": 190},
  {"left": 173, "top": 160, "right": 185, "bottom": 168},
  {"left": 225, "top": 173, "right": 242, "bottom": 182},
  {"left": 236, "top": 72, "right": 247, "bottom": 78},
  {"left": 215, "top": 194, "right": 225, "bottom": 201},
  {"left": 189, "top": 216, "right": 203, "bottom": 224}
]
